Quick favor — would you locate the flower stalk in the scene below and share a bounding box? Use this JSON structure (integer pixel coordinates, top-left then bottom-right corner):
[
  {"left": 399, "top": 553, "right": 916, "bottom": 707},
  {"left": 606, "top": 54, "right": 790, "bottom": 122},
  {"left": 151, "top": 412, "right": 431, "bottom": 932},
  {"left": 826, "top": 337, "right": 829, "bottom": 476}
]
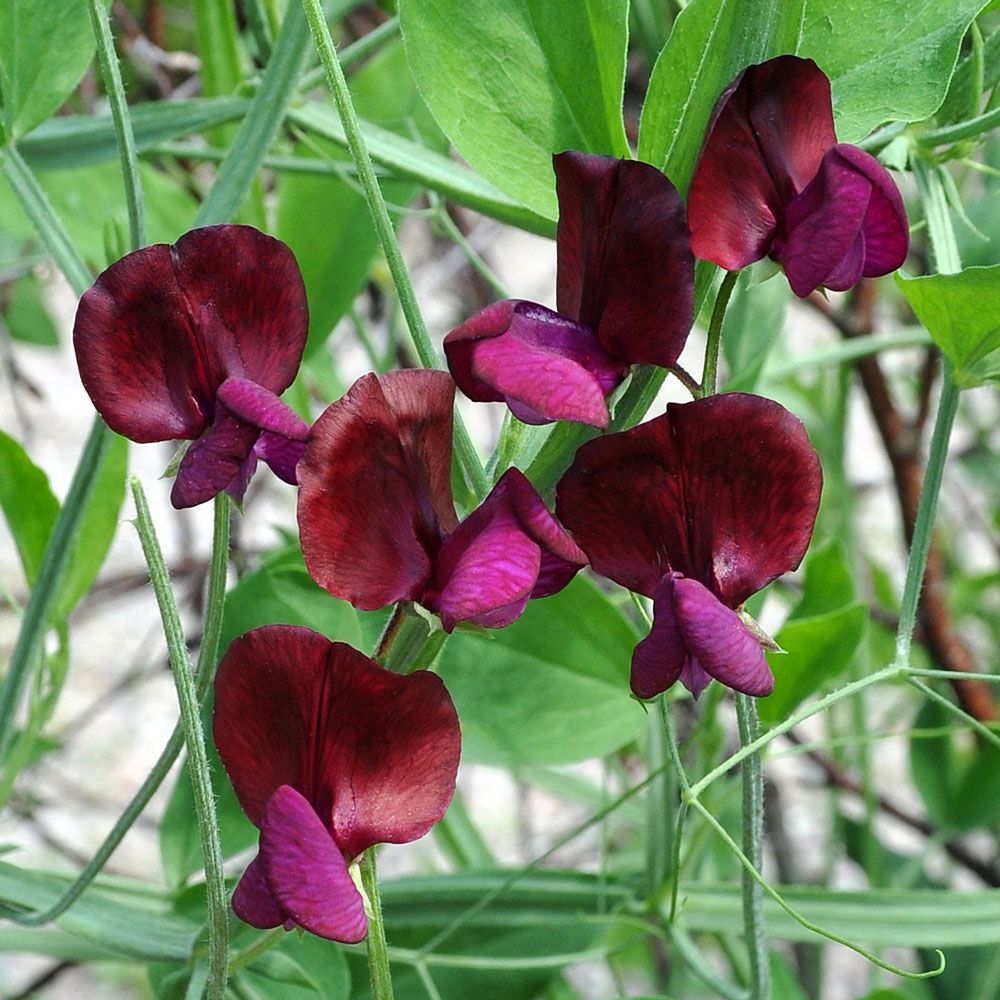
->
[{"left": 361, "top": 851, "right": 396, "bottom": 1000}]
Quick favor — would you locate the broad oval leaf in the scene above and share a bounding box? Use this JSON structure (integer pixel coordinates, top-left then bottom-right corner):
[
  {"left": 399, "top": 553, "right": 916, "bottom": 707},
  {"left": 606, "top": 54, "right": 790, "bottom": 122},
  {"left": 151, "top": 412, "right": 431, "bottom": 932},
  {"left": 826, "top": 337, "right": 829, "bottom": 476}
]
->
[
  {"left": 435, "top": 574, "right": 645, "bottom": 766},
  {"left": 400, "top": 0, "right": 630, "bottom": 219}
]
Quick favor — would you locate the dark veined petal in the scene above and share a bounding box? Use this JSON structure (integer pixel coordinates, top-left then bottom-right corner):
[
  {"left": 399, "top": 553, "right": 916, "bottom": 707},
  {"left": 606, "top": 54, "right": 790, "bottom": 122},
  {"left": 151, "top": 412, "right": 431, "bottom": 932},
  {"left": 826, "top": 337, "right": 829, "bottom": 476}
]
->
[
  {"left": 217, "top": 377, "right": 310, "bottom": 440},
  {"left": 73, "top": 225, "right": 308, "bottom": 444},
  {"left": 688, "top": 56, "right": 836, "bottom": 269},
  {"left": 170, "top": 408, "right": 259, "bottom": 509},
  {"left": 673, "top": 576, "right": 774, "bottom": 696},
  {"left": 259, "top": 785, "right": 368, "bottom": 944},
  {"left": 232, "top": 855, "right": 285, "bottom": 930},
  {"left": 297, "top": 370, "right": 458, "bottom": 610},
  {"left": 554, "top": 151, "right": 694, "bottom": 368},
  {"left": 444, "top": 300, "right": 624, "bottom": 428},
  {"left": 428, "top": 468, "right": 586, "bottom": 631},
  {"left": 557, "top": 394, "right": 821, "bottom": 607},
  {"left": 213, "top": 626, "right": 461, "bottom": 861},
  {"left": 255, "top": 433, "right": 306, "bottom": 485},
  {"left": 630, "top": 574, "right": 687, "bottom": 699}
]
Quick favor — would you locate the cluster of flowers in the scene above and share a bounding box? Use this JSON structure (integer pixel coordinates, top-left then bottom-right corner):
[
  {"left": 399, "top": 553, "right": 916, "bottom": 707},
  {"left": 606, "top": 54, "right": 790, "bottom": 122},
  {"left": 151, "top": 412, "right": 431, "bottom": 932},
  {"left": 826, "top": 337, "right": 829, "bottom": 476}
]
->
[{"left": 70, "top": 58, "right": 906, "bottom": 943}]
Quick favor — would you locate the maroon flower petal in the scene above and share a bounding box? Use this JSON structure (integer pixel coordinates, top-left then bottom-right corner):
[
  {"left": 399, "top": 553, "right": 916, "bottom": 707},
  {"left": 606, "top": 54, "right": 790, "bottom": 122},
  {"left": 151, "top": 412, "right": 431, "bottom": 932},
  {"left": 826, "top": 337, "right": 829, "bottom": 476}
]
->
[
  {"left": 217, "top": 378, "right": 310, "bottom": 440},
  {"left": 777, "top": 145, "right": 876, "bottom": 297},
  {"left": 297, "top": 371, "right": 458, "bottom": 610},
  {"left": 73, "top": 225, "right": 308, "bottom": 444},
  {"left": 554, "top": 152, "right": 694, "bottom": 368},
  {"left": 170, "top": 409, "right": 259, "bottom": 509},
  {"left": 673, "top": 577, "right": 774, "bottom": 697},
  {"left": 556, "top": 394, "right": 821, "bottom": 607},
  {"left": 680, "top": 658, "right": 713, "bottom": 700},
  {"left": 213, "top": 626, "right": 461, "bottom": 861},
  {"left": 688, "top": 56, "right": 836, "bottom": 269},
  {"left": 428, "top": 469, "right": 586, "bottom": 630},
  {"left": 444, "top": 300, "right": 624, "bottom": 428},
  {"left": 630, "top": 574, "right": 687, "bottom": 699},
  {"left": 255, "top": 432, "right": 306, "bottom": 485},
  {"left": 259, "top": 785, "right": 368, "bottom": 944},
  {"left": 232, "top": 855, "right": 285, "bottom": 930}
]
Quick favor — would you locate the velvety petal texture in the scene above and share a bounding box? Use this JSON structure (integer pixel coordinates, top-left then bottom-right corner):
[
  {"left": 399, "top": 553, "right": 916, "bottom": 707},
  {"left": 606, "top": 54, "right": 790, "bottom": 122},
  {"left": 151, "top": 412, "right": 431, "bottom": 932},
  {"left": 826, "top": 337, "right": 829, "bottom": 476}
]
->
[
  {"left": 444, "top": 152, "right": 694, "bottom": 426},
  {"left": 688, "top": 56, "right": 907, "bottom": 295},
  {"left": 558, "top": 393, "right": 821, "bottom": 698},
  {"left": 297, "top": 370, "right": 458, "bottom": 610},
  {"left": 214, "top": 625, "right": 461, "bottom": 941}
]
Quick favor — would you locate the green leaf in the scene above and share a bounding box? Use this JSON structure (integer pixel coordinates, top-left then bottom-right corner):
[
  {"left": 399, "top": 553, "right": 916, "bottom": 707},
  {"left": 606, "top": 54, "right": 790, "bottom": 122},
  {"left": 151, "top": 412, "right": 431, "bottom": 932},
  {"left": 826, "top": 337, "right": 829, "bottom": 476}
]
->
[
  {"left": 897, "top": 267, "right": 1000, "bottom": 387},
  {"left": 3, "top": 271, "right": 59, "bottom": 346},
  {"left": 435, "top": 575, "right": 645, "bottom": 766},
  {"left": 238, "top": 935, "right": 351, "bottom": 999},
  {"left": 0, "top": 863, "right": 198, "bottom": 961},
  {"left": 789, "top": 538, "right": 856, "bottom": 620},
  {"left": 0, "top": 430, "right": 60, "bottom": 587},
  {"left": 19, "top": 98, "right": 250, "bottom": 171},
  {"left": 400, "top": 0, "right": 630, "bottom": 218},
  {"left": 0, "top": 0, "right": 102, "bottom": 141},
  {"left": 799, "top": 0, "right": 988, "bottom": 142},
  {"left": 721, "top": 268, "right": 790, "bottom": 392},
  {"left": 910, "top": 697, "right": 1000, "bottom": 832},
  {"left": 637, "top": 0, "right": 805, "bottom": 194}
]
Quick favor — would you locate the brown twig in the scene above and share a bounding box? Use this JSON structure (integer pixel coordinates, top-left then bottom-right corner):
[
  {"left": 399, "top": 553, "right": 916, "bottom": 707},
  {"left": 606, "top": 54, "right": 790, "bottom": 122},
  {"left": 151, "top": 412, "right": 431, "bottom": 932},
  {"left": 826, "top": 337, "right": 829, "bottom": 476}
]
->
[{"left": 806, "top": 284, "right": 997, "bottom": 721}]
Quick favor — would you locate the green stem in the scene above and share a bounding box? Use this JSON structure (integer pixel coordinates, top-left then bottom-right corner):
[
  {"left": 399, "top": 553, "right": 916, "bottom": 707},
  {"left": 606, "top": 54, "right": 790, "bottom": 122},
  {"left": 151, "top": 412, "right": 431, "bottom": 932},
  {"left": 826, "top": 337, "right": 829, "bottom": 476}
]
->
[
  {"left": 228, "top": 927, "right": 286, "bottom": 975},
  {"left": 131, "top": 480, "right": 228, "bottom": 1000},
  {"left": 907, "top": 677, "right": 1000, "bottom": 751},
  {"left": 917, "top": 103, "right": 1000, "bottom": 148},
  {"left": 735, "top": 694, "right": 769, "bottom": 1000},
  {"left": 297, "top": 16, "right": 400, "bottom": 91},
  {"left": 700, "top": 269, "right": 740, "bottom": 397},
  {"left": 86, "top": 0, "right": 147, "bottom": 249},
  {"left": 361, "top": 852, "right": 396, "bottom": 1000},
  {"left": 299, "top": 0, "right": 488, "bottom": 500}
]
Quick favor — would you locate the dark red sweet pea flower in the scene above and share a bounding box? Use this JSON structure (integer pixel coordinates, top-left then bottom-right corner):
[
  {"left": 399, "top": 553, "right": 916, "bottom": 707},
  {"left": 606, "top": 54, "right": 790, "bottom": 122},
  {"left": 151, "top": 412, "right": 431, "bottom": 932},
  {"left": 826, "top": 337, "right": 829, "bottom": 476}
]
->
[
  {"left": 688, "top": 56, "right": 908, "bottom": 298},
  {"left": 444, "top": 151, "right": 694, "bottom": 429},
  {"left": 73, "top": 225, "right": 309, "bottom": 508},
  {"left": 556, "top": 393, "right": 822, "bottom": 699},
  {"left": 214, "top": 625, "right": 460, "bottom": 943},
  {"left": 297, "top": 369, "right": 586, "bottom": 629}
]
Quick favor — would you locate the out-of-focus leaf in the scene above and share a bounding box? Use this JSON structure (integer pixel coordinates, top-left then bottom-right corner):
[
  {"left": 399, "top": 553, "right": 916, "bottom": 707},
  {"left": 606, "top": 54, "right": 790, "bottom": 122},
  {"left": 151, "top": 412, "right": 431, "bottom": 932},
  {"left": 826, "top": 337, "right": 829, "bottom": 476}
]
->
[
  {"left": 400, "top": 0, "right": 630, "bottom": 219},
  {"left": 721, "top": 268, "right": 789, "bottom": 392},
  {"left": 0, "top": 0, "right": 103, "bottom": 141},
  {"left": 436, "top": 575, "right": 645, "bottom": 766},
  {"left": 910, "top": 697, "right": 1000, "bottom": 832},
  {"left": 897, "top": 266, "right": 1000, "bottom": 388},
  {"left": 3, "top": 272, "right": 59, "bottom": 346}
]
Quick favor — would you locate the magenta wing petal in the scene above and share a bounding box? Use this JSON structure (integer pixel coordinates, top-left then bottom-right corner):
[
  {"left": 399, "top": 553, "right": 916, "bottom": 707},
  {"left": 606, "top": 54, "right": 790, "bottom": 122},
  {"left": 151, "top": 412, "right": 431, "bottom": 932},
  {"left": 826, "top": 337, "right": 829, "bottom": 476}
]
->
[
  {"left": 232, "top": 855, "right": 285, "bottom": 930},
  {"left": 214, "top": 625, "right": 461, "bottom": 862},
  {"left": 259, "top": 785, "right": 368, "bottom": 944},
  {"left": 673, "top": 577, "right": 774, "bottom": 697},
  {"left": 688, "top": 56, "right": 836, "bottom": 269},
  {"left": 170, "top": 409, "right": 260, "bottom": 509},
  {"left": 73, "top": 225, "right": 307, "bottom": 444},
  {"left": 255, "top": 432, "right": 306, "bottom": 485},
  {"left": 630, "top": 574, "right": 687, "bottom": 699},
  {"left": 297, "top": 371, "right": 457, "bottom": 610},
  {"left": 444, "top": 300, "right": 624, "bottom": 428},
  {"left": 554, "top": 152, "right": 694, "bottom": 368},
  {"left": 217, "top": 378, "right": 310, "bottom": 440},
  {"left": 667, "top": 393, "right": 822, "bottom": 607},
  {"left": 429, "top": 469, "right": 586, "bottom": 630}
]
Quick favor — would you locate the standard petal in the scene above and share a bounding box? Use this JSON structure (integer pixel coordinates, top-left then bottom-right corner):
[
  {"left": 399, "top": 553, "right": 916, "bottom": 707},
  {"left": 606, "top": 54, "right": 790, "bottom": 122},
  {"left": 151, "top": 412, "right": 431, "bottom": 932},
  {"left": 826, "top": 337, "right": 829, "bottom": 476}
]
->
[
  {"left": 554, "top": 152, "right": 694, "bottom": 368},
  {"left": 630, "top": 574, "right": 687, "bottom": 699},
  {"left": 688, "top": 56, "right": 836, "bottom": 269},
  {"left": 667, "top": 394, "right": 822, "bottom": 608},
  {"left": 673, "top": 577, "right": 774, "bottom": 697},
  {"left": 297, "top": 371, "right": 457, "bottom": 610},
  {"left": 232, "top": 855, "right": 285, "bottom": 930},
  {"left": 213, "top": 626, "right": 461, "bottom": 861},
  {"left": 72, "top": 225, "right": 307, "bottom": 444},
  {"left": 777, "top": 145, "right": 875, "bottom": 297},
  {"left": 170, "top": 408, "right": 259, "bottom": 509},
  {"left": 444, "top": 300, "right": 623, "bottom": 428},
  {"left": 259, "top": 785, "right": 368, "bottom": 944}
]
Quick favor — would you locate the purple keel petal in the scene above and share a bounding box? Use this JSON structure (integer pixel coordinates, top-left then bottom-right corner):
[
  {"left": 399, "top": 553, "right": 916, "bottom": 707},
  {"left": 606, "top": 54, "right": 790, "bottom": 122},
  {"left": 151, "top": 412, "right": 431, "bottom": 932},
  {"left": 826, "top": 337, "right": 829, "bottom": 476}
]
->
[
  {"left": 673, "top": 577, "right": 774, "bottom": 697},
  {"left": 259, "top": 785, "right": 368, "bottom": 944},
  {"left": 217, "top": 378, "right": 310, "bottom": 440},
  {"left": 232, "top": 855, "right": 285, "bottom": 929},
  {"left": 171, "top": 408, "right": 259, "bottom": 508},
  {"left": 679, "top": 657, "right": 713, "bottom": 700},
  {"left": 630, "top": 574, "right": 687, "bottom": 699},
  {"left": 255, "top": 432, "right": 306, "bottom": 485},
  {"left": 444, "top": 300, "right": 624, "bottom": 428}
]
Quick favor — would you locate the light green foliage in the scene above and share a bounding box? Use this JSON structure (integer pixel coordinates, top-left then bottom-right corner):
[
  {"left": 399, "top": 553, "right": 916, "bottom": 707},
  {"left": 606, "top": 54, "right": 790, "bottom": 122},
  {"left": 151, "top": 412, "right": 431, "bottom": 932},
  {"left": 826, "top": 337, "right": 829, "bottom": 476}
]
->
[
  {"left": 400, "top": 0, "right": 630, "bottom": 218},
  {"left": 898, "top": 266, "right": 1000, "bottom": 387},
  {"left": 436, "top": 575, "right": 645, "bottom": 766}
]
